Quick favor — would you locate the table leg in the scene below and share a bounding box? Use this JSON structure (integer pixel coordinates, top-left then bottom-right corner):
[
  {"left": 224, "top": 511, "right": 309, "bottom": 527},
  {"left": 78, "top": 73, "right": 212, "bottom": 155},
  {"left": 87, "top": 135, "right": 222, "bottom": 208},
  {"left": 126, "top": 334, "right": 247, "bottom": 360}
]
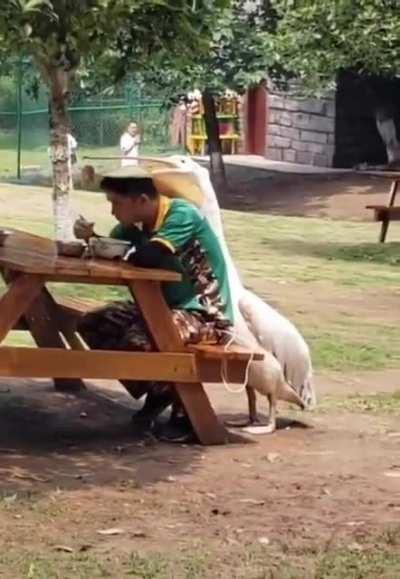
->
[
  {"left": 23, "top": 289, "right": 86, "bottom": 392},
  {"left": 0, "top": 273, "right": 44, "bottom": 343},
  {"left": 129, "top": 280, "right": 227, "bottom": 445},
  {"left": 380, "top": 218, "right": 390, "bottom": 243},
  {"left": 380, "top": 179, "right": 399, "bottom": 243}
]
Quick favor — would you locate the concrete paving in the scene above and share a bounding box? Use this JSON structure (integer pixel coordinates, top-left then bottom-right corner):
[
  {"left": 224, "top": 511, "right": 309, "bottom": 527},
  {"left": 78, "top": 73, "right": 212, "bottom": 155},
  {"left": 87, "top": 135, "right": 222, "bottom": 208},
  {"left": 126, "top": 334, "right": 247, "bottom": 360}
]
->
[{"left": 194, "top": 154, "right": 351, "bottom": 175}]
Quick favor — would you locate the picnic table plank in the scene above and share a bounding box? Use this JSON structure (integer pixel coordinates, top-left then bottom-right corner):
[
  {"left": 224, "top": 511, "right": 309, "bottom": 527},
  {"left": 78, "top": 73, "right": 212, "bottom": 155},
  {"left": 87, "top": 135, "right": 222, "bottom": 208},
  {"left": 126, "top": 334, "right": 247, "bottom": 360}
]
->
[
  {"left": 0, "top": 273, "right": 44, "bottom": 342},
  {"left": 0, "top": 247, "right": 181, "bottom": 282},
  {"left": 0, "top": 347, "right": 198, "bottom": 382}
]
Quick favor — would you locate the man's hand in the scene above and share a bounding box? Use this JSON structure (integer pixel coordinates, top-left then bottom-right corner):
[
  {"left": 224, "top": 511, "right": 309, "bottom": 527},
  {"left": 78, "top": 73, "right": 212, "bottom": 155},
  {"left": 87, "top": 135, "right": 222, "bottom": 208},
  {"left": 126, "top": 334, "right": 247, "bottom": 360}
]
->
[{"left": 73, "top": 215, "right": 96, "bottom": 242}]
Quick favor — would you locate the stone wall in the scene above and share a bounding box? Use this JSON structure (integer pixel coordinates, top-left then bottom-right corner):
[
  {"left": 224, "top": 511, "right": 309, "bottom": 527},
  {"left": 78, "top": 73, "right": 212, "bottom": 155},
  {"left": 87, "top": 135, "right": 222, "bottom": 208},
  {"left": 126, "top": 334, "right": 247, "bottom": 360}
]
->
[{"left": 266, "top": 92, "right": 336, "bottom": 167}]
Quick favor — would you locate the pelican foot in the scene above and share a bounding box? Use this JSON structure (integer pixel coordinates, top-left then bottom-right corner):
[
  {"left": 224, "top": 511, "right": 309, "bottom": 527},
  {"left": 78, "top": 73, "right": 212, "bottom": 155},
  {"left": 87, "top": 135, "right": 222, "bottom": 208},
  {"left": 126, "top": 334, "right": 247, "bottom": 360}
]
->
[{"left": 241, "top": 422, "right": 276, "bottom": 435}]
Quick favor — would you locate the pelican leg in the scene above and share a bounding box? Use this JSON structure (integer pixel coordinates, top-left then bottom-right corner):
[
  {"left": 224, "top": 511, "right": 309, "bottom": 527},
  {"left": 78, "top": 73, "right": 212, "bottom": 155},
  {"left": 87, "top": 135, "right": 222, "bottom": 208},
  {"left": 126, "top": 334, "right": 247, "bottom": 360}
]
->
[
  {"left": 242, "top": 393, "right": 277, "bottom": 435},
  {"left": 225, "top": 386, "right": 268, "bottom": 428}
]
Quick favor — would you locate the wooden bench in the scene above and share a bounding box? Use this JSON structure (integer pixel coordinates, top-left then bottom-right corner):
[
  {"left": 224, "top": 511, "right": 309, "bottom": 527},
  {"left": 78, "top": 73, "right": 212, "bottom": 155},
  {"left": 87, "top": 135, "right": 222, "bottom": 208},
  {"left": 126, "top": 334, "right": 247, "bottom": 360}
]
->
[
  {"left": 13, "top": 295, "right": 263, "bottom": 382},
  {"left": 366, "top": 177, "right": 400, "bottom": 242}
]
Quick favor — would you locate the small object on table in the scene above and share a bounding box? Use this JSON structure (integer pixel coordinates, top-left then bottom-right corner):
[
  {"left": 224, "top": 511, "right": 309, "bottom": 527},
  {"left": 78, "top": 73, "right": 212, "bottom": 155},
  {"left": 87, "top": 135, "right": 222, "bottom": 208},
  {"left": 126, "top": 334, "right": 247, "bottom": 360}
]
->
[
  {"left": 88, "top": 237, "right": 132, "bottom": 260},
  {"left": 56, "top": 240, "right": 86, "bottom": 258}
]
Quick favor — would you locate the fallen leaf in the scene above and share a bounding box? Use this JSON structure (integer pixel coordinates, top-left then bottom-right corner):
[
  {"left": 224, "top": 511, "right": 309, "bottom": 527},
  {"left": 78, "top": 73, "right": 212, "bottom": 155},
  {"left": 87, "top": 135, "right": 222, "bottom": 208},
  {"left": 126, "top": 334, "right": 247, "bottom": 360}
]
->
[
  {"left": 322, "top": 488, "right": 332, "bottom": 496},
  {"left": 265, "top": 453, "right": 281, "bottom": 463},
  {"left": 348, "top": 542, "right": 364, "bottom": 552},
  {"left": 80, "top": 412, "right": 88, "bottom": 418},
  {"left": 165, "top": 476, "right": 176, "bottom": 482},
  {"left": 12, "top": 473, "right": 49, "bottom": 483},
  {"left": 131, "top": 531, "right": 147, "bottom": 538},
  {"left": 346, "top": 521, "right": 365, "bottom": 527},
  {"left": 258, "top": 536, "right": 270, "bottom": 546},
  {"left": 54, "top": 545, "right": 74, "bottom": 553},
  {"left": 239, "top": 499, "right": 265, "bottom": 506},
  {"left": 97, "top": 528, "right": 125, "bottom": 536}
]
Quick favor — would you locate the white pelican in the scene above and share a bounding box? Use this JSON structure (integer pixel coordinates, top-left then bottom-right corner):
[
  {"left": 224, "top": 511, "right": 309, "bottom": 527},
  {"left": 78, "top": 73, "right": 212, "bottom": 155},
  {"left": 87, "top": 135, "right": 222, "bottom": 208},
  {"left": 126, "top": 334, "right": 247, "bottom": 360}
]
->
[{"left": 83, "top": 155, "right": 316, "bottom": 432}]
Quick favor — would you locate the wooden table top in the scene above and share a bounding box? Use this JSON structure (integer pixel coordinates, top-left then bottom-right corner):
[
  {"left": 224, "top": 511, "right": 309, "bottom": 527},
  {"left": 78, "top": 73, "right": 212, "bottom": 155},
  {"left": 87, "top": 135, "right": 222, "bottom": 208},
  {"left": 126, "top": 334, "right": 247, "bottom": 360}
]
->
[{"left": 0, "top": 229, "right": 181, "bottom": 283}]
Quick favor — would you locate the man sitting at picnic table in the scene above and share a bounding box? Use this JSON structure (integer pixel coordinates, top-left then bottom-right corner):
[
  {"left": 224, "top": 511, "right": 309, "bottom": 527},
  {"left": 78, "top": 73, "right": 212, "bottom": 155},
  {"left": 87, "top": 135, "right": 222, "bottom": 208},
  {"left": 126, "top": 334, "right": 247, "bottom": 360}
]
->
[{"left": 74, "top": 166, "right": 233, "bottom": 442}]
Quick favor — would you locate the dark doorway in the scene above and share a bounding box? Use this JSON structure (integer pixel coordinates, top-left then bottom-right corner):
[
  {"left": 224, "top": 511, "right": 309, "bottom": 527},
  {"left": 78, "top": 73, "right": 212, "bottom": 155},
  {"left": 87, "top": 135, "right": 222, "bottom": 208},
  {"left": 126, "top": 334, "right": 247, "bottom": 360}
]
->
[{"left": 334, "top": 71, "right": 400, "bottom": 167}]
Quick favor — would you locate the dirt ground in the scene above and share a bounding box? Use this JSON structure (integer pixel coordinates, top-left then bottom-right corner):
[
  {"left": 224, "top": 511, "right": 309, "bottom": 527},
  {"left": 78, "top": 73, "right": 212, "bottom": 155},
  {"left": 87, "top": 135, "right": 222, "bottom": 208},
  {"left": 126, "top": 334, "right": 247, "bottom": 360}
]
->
[
  {"left": 0, "top": 168, "right": 399, "bottom": 577},
  {"left": 222, "top": 167, "right": 394, "bottom": 221},
  {"left": 0, "top": 375, "right": 399, "bottom": 577}
]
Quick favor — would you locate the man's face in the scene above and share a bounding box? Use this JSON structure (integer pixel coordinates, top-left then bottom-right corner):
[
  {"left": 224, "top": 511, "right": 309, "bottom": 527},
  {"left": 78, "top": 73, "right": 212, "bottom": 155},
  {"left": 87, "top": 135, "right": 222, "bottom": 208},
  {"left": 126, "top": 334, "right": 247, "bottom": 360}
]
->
[
  {"left": 107, "top": 191, "right": 147, "bottom": 225},
  {"left": 127, "top": 123, "right": 138, "bottom": 136}
]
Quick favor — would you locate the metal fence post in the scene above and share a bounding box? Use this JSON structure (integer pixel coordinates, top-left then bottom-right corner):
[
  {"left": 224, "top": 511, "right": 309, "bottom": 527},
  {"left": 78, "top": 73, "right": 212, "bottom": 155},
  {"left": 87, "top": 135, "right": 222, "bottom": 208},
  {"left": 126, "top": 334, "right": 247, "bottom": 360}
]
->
[{"left": 16, "top": 58, "right": 23, "bottom": 179}]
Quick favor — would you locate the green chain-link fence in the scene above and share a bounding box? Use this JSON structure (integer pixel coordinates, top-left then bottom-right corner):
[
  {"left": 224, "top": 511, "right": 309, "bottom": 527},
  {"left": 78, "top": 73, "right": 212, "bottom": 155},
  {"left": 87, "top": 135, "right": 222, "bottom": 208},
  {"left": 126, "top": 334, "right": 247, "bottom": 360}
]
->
[{"left": 0, "top": 64, "right": 182, "bottom": 183}]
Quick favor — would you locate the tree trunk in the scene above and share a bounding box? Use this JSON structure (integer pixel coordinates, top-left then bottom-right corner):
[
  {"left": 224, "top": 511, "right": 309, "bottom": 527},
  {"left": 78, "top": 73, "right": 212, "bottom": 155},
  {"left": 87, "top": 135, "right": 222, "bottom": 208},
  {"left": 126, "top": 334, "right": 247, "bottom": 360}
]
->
[
  {"left": 375, "top": 107, "right": 400, "bottom": 166},
  {"left": 202, "top": 88, "right": 227, "bottom": 195},
  {"left": 48, "top": 68, "right": 74, "bottom": 241}
]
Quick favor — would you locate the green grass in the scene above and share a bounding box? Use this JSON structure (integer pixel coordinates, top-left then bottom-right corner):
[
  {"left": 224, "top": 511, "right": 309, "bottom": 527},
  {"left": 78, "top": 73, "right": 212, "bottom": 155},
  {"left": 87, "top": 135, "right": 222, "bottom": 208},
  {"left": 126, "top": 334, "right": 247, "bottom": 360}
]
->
[
  {"left": 316, "top": 391, "right": 400, "bottom": 415},
  {"left": 0, "top": 136, "right": 182, "bottom": 180},
  {"left": 1, "top": 182, "right": 400, "bottom": 371},
  {"left": 226, "top": 211, "right": 400, "bottom": 288},
  {"left": 0, "top": 536, "right": 399, "bottom": 579}
]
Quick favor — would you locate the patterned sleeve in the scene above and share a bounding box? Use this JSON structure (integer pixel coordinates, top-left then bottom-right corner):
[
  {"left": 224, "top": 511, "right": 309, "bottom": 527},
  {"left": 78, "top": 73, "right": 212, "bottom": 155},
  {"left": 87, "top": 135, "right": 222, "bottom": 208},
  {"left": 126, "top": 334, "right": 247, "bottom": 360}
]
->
[{"left": 152, "top": 204, "right": 199, "bottom": 252}]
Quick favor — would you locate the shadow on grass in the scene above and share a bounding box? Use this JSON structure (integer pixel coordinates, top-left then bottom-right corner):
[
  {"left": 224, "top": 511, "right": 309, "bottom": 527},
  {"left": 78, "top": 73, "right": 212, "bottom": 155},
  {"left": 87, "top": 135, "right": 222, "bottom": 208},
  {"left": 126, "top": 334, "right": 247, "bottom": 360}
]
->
[{"left": 261, "top": 238, "right": 400, "bottom": 266}]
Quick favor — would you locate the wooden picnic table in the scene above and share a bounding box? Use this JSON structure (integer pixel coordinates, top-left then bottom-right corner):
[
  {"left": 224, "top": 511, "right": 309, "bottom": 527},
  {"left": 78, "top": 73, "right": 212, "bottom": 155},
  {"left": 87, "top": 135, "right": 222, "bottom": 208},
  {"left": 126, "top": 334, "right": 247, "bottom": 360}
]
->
[{"left": 0, "top": 229, "right": 260, "bottom": 445}]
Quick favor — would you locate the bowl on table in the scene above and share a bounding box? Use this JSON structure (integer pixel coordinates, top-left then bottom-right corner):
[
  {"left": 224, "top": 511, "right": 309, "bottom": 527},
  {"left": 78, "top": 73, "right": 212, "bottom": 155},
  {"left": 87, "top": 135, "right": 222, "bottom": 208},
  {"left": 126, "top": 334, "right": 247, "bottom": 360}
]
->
[
  {"left": 56, "top": 240, "right": 86, "bottom": 258},
  {"left": 88, "top": 237, "right": 132, "bottom": 260}
]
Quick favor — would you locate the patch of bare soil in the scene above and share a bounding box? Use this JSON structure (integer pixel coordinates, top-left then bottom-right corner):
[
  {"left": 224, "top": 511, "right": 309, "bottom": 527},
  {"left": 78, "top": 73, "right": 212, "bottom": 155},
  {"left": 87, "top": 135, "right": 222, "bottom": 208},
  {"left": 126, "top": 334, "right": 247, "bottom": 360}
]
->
[
  {"left": 223, "top": 166, "right": 394, "bottom": 221},
  {"left": 0, "top": 374, "right": 398, "bottom": 565}
]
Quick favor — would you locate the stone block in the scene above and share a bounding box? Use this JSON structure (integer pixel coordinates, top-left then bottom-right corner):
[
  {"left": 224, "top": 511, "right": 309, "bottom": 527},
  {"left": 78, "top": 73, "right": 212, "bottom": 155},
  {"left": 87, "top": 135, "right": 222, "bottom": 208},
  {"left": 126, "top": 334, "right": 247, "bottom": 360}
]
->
[
  {"left": 279, "top": 111, "right": 293, "bottom": 127},
  {"left": 298, "top": 99, "right": 326, "bottom": 115},
  {"left": 300, "top": 130, "right": 327, "bottom": 144},
  {"left": 291, "top": 140, "right": 310, "bottom": 152},
  {"left": 296, "top": 151, "right": 313, "bottom": 165},
  {"left": 326, "top": 102, "right": 336, "bottom": 118},
  {"left": 268, "top": 94, "right": 285, "bottom": 109},
  {"left": 313, "top": 154, "right": 330, "bottom": 167},
  {"left": 280, "top": 126, "right": 300, "bottom": 140},
  {"left": 268, "top": 135, "right": 291, "bottom": 148},
  {"left": 327, "top": 133, "right": 335, "bottom": 145},
  {"left": 268, "top": 124, "right": 282, "bottom": 135},
  {"left": 292, "top": 113, "right": 335, "bottom": 133},
  {"left": 283, "top": 149, "right": 296, "bottom": 163},
  {"left": 268, "top": 110, "right": 279, "bottom": 124},
  {"left": 285, "top": 99, "right": 301, "bottom": 112},
  {"left": 266, "top": 147, "right": 283, "bottom": 161},
  {"left": 326, "top": 145, "right": 335, "bottom": 157},
  {"left": 270, "top": 110, "right": 293, "bottom": 127},
  {"left": 307, "top": 142, "right": 327, "bottom": 154}
]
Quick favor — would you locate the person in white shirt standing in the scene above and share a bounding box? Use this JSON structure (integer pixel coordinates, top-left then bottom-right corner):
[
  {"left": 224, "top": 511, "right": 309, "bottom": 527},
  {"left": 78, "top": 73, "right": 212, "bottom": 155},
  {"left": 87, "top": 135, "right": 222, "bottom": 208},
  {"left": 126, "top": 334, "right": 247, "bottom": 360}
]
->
[{"left": 120, "top": 121, "right": 141, "bottom": 166}]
